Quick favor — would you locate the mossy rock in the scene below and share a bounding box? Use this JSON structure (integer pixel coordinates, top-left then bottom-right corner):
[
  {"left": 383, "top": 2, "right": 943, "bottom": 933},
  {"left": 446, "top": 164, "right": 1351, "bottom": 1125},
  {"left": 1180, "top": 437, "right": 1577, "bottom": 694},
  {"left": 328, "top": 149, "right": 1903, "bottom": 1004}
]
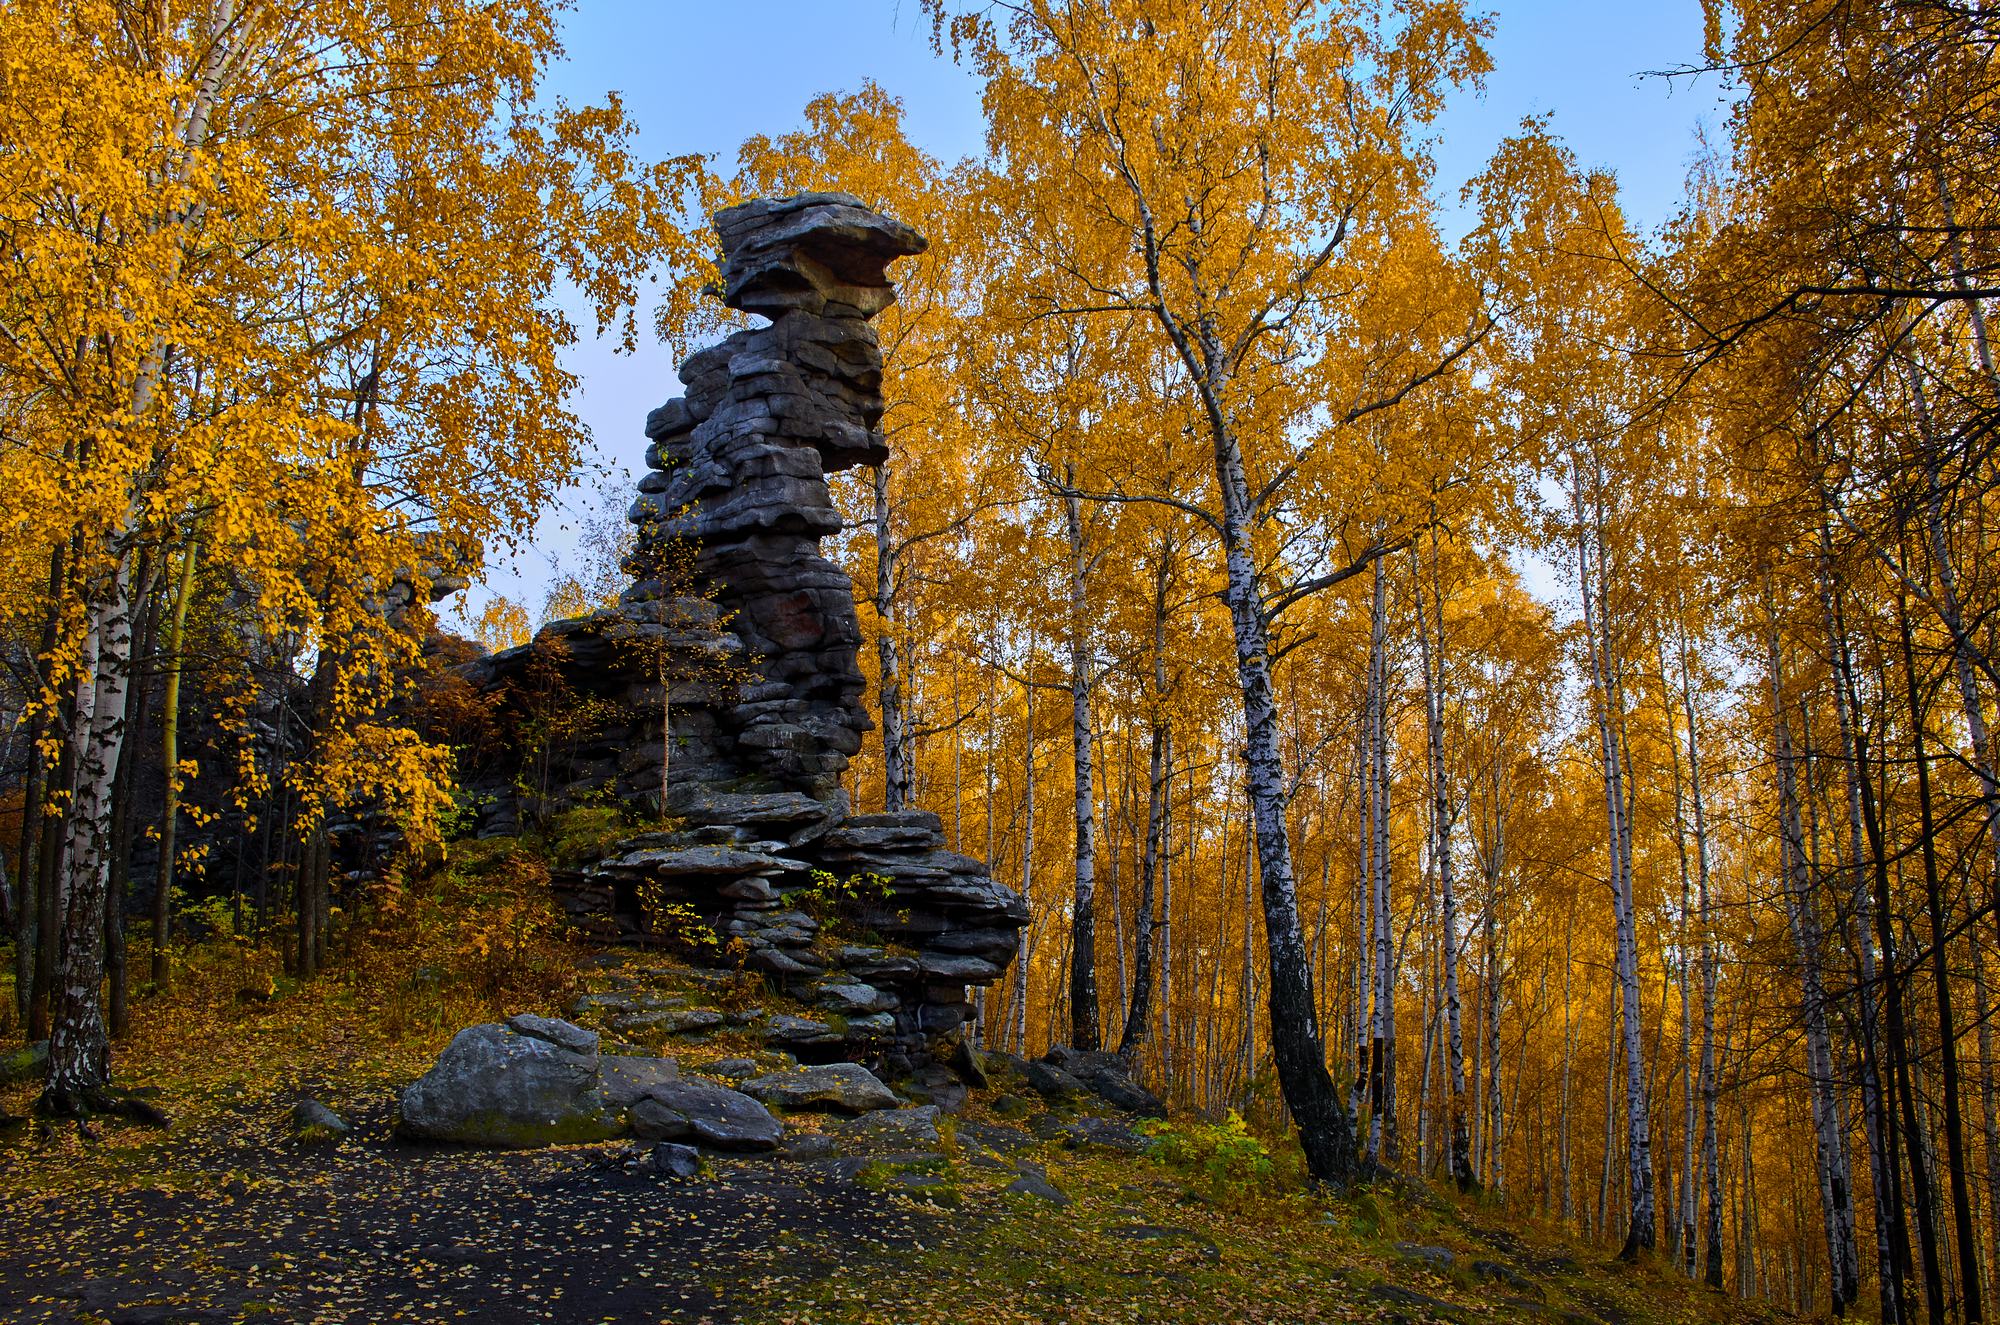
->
[{"left": 0, "top": 1041, "right": 47, "bottom": 1087}]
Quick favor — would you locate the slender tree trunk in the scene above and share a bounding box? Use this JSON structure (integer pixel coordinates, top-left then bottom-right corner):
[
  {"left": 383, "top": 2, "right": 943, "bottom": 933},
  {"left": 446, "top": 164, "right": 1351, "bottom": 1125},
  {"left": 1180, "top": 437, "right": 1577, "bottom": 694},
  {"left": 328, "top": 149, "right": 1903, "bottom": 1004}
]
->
[
  {"left": 1012, "top": 672, "right": 1036, "bottom": 1056},
  {"left": 1120, "top": 708, "right": 1168, "bottom": 1061},
  {"left": 106, "top": 553, "right": 158, "bottom": 1042},
  {"left": 1561, "top": 903, "right": 1576, "bottom": 1224},
  {"left": 1900, "top": 597, "right": 1985, "bottom": 1323},
  {"left": 1158, "top": 766, "right": 1177, "bottom": 1087},
  {"left": 42, "top": 558, "right": 139, "bottom": 1113},
  {"left": 152, "top": 534, "right": 198, "bottom": 986},
  {"left": 1414, "top": 543, "right": 1472, "bottom": 1187},
  {"left": 872, "top": 463, "right": 907, "bottom": 813},
  {"left": 1417, "top": 934, "right": 1437, "bottom": 1171},
  {"left": 1661, "top": 643, "right": 1698, "bottom": 1275},
  {"left": 1205, "top": 390, "right": 1357, "bottom": 1183},
  {"left": 1673, "top": 634, "right": 1727, "bottom": 1291},
  {"left": 975, "top": 672, "right": 998, "bottom": 1047},
  {"left": 1572, "top": 471, "right": 1654, "bottom": 1256},
  {"left": 1107, "top": 733, "right": 1128, "bottom": 1026},
  {"left": 1767, "top": 621, "right": 1861, "bottom": 1315},
  {"left": 1600, "top": 984, "right": 1618, "bottom": 1242},
  {"left": 294, "top": 645, "right": 339, "bottom": 980},
  {"left": 1857, "top": 656, "right": 1946, "bottom": 1322},
  {"left": 1367, "top": 556, "right": 1396, "bottom": 1167},
  {"left": 1824, "top": 569, "right": 1911, "bottom": 1322},
  {"left": 1062, "top": 478, "right": 1099, "bottom": 1050},
  {"left": 1239, "top": 811, "right": 1257, "bottom": 1104},
  {"left": 1972, "top": 937, "right": 2000, "bottom": 1307},
  {"left": 1920, "top": 436, "right": 2000, "bottom": 1309},
  {"left": 1739, "top": 1041, "right": 1757, "bottom": 1296},
  {"left": 1484, "top": 840, "right": 1508, "bottom": 1193},
  {"left": 1352, "top": 707, "right": 1376, "bottom": 1125}
]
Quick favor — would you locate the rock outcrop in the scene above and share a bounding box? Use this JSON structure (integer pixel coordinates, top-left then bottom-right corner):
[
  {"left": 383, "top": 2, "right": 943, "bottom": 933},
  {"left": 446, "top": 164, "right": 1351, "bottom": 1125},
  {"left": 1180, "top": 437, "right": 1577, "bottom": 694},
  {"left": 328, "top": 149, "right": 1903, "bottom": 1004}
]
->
[{"left": 458, "top": 195, "right": 1027, "bottom": 1066}]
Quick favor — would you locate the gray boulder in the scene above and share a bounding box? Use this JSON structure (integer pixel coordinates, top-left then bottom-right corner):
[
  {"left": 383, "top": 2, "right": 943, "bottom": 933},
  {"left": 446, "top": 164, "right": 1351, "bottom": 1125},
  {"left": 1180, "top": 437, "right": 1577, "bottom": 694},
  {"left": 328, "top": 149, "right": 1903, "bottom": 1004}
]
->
[
  {"left": 627, "top": 1076, "right": 782, "bottom": 1150},
  {"left": 1041, "top": 1046, "right": 1167, "bottom": 1118},
  {"left": 652, "top": 1141, "right": 704, "bottom": 1178},
  {"left": 740, "top": 1063, "right": 898, "bottom": 1114},
  {"left": 611, "top": 1008, "right": 724, "bottom": 1036},
  {"left": 765, "top": 1013, "right": 836, "bottom": 1042},
  {"left": 815, "top": 981, "right": 897, "bottom": 1014},
  {"left": 1, "top": 1041, "right": 49, "bottom": 1086},
  {"left": 1022, "top": 1059, "right": 1088, "bottom": 1103},
  {"left": 598, "top": 1055, "right": 681, "bottom": 1108},
  {"left": 507, "top": 1012, "right": 600, "bottom": 1055},
  {"left": 950, "top": 1039, "right": 990, "bottom": 1090},
  {"left": 830, "top": 1104, "right": 941, "bottom": 1151},
  {"left": 781, "top": 1132, "right": 840, "bottom": 1161},
  {"left": 399, "top": 1019, "right": 622, "bottom": 1148},
  {"left": 1055, "top": 1114, "right": 1152, "bottom": 1154}
]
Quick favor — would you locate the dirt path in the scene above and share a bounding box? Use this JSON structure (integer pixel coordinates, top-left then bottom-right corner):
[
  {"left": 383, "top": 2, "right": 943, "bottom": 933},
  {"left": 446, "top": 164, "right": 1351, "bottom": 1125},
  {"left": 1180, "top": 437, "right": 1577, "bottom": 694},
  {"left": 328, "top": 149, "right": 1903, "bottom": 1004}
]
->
[{"left": 1, "top": 1098, "right": 955, "bottom": 1325}]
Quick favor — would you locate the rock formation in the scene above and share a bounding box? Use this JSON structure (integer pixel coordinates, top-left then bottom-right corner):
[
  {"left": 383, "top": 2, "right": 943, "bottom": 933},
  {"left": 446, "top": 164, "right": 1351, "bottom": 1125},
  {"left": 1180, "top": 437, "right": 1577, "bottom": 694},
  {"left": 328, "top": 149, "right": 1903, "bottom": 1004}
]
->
[{"left": 461, "top": 195, "right": 1026, "bottom": 1067}]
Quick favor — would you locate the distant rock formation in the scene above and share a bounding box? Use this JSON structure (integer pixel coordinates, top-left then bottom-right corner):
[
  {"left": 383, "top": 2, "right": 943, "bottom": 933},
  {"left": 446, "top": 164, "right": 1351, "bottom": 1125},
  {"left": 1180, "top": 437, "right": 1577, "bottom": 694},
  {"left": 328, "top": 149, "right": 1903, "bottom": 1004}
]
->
[{"left": 460, "top": 195, "right": 1025, "bottom": 1066}]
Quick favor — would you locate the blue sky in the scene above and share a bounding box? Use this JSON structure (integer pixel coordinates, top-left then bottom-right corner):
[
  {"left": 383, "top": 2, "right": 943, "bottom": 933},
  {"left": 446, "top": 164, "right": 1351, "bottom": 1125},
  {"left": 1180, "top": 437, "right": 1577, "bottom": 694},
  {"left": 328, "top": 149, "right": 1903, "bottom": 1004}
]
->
[{"left": 473, "top": 1, "right": 1730, "bottom": 618}]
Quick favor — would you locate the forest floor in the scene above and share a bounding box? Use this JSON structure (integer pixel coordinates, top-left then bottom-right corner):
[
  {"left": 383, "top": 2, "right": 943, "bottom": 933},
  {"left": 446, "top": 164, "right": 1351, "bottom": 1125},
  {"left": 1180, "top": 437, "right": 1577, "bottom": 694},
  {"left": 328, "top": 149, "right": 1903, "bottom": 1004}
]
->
[{"left": 0, "top": 839, "right": 1789, "bottom": 1325}]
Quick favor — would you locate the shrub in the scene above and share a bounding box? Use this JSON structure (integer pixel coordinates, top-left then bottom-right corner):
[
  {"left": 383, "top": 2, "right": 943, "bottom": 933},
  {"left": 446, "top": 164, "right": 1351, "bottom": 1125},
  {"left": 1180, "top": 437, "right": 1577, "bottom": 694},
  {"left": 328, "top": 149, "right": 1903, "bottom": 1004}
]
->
[
  {"left": 636, "top": 890, "right": 724, "bottom": 957},
  {"left": 366, "top": 839, "right": 580, "bottom": 1028},
  {"left": 1143, "top": 1110, "right": 1278, "bottom": 1203},
  {"left": 794, "top": 868, "right": 894, "bottom": 918}
]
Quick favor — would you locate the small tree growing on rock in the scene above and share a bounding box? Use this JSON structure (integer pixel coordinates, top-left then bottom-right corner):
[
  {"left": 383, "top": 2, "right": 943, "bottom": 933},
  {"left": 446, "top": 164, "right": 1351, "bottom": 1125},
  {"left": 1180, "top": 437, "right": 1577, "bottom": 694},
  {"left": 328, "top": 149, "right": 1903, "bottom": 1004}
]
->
[{"left": 613, "top": 507, "right": 752, "bottom": 818}]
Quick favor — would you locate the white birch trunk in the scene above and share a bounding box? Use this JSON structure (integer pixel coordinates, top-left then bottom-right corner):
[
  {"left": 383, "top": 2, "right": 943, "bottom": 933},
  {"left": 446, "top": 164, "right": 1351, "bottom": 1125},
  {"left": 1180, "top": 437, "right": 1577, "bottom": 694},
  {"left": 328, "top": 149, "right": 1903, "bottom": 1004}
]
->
[
  {"left": 1662, "top": 661, "right": 1697, "bottom": 1273},
  {"left": 1572, "top": 468, "right": 1654, "bottom": 1255},
  {"left": 1766, "top": 625, "right": 1862, "bottom": 1314},
  {"left": 1367, "top": 556, "right": 1396, "bottom": 1165},
  {"left": 1063, "top": 479, "right": 1099, "bottom": 1049},
  {"left": 873, "top": 464, "right": 907, "bottom": 812},
  {"left": 1011, "top": 673, "right": 1036, "bottom": 1055},
  {"left": 1415, "top": 546, "right": 1471, "bottom": 1186},
  {"left": 1675, "top": 630, "right": 1726, "bottom": 1291},
  {"left": 1204, "top": 391, "right": 1355, "bottom": 1179},
  {"left": 45, "top": 563, "right": 137, "bottom": 1107}
]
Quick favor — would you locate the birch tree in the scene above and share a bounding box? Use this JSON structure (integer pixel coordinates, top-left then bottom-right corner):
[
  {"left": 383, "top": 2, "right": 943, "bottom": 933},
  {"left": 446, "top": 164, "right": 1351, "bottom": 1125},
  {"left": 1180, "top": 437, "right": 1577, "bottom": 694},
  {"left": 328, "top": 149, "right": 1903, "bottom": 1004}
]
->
[
  {"left": 0, "top": 0, "right": 705, "bottom": 1113},
  {"left": 931, "top": 0, "right": 1494, "bottom": 1183}
]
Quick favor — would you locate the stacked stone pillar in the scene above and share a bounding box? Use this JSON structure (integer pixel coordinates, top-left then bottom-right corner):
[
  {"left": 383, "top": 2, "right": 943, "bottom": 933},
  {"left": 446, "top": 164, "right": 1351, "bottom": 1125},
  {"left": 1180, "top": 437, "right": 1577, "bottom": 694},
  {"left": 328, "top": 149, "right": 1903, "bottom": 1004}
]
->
[{"left": 462, "top": 196, "right": 1024, "bottom": 1065}]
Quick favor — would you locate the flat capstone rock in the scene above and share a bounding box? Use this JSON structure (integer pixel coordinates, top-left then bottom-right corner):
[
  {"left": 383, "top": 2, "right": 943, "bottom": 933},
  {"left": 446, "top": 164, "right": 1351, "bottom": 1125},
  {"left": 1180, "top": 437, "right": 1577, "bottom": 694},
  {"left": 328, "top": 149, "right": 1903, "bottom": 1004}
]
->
[{"left": 739, "top": 1063, "right": 898, "bottom": 1114}]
